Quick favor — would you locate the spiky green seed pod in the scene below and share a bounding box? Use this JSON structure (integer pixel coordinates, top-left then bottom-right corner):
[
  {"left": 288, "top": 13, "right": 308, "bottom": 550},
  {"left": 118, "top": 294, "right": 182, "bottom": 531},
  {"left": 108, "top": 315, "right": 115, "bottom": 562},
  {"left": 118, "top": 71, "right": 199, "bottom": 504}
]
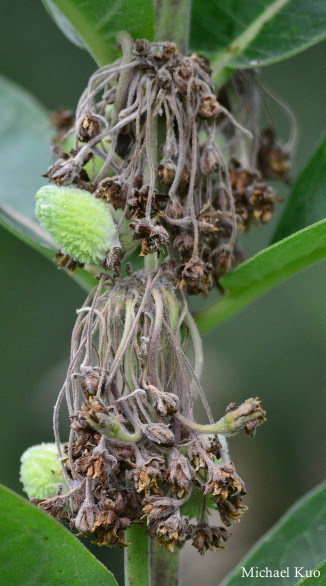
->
[
  {"left": 35, "top": 185, "right": 115, "bottom": 265},
  {"left": 20, "top": 443, "right": 69, "bottom": 499}
]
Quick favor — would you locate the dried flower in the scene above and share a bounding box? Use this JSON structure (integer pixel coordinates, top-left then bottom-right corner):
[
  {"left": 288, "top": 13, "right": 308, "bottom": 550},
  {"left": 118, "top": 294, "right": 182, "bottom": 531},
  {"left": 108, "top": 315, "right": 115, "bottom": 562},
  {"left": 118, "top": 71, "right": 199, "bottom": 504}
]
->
[
  {"left": 168, "top": 449, "right": 192, "bottom": 497},
  {"left": 29, "top": 37, "right": 278, "bottom": 557},
  {"left": 191, "top": 522, "right": 229, "bottom": 554}
]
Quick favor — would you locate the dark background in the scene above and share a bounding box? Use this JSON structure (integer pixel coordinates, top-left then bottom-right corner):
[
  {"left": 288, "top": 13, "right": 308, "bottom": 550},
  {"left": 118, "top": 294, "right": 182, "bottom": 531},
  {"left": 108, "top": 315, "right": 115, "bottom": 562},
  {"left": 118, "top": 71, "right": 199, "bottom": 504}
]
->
[{"left": 1, "top": 2, "right": 326, "bottom": 584}]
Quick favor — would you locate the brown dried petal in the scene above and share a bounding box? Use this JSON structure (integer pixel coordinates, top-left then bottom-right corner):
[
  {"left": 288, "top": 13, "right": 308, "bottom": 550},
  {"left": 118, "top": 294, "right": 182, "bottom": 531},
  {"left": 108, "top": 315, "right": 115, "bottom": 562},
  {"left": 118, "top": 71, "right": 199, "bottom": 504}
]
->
[
  {"left": 217, "top": 494, "right": 248, "bottom": 526},
  {"left": 96, "top": 177, "right": 127, "bottom": 209},
  {"left": 75, "top": 502, "right": 99, "bottom": 533},
  {"left": 158, "top": 161, "right": 176, "bottom": 185},
  {"left": 191, "top": 521, "right": 228, "bottom": 554},
  {"left": 168, "top": 449, "right": 192, "bottom": 496},
  {"left": 203, "top": 463, "right": 244, "bottom": 501},
  {"left": 142, "top": 496, "right": 178, "bottom": 524},
  {"left": 155, "top": 512, "right": 189, "bottom": 551},
  {"left": 77, "top": 113, "right": 101, "bottom": 142},
  {"left": 81, "top": 368, "right": 104, "bottom": 398},
  {"left": 200, "top": 144, "right": 219, "bottom": 176},
  {"left": 102, "top": 247, "right": 121, "bottom": 276},
  {"left": 148, "top": 387, "right": 179, "bottom": 415}
]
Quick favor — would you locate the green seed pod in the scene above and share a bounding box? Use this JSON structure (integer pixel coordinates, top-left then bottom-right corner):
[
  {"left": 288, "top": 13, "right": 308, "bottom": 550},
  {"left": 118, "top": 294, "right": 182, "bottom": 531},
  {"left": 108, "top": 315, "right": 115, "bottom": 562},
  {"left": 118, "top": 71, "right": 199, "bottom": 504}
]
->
[
  {"left": 35, "top": 185, "right": 115, "bottom": 265},
  {"left": 20, "top": 443, "right": 69, "bottom": 499}
]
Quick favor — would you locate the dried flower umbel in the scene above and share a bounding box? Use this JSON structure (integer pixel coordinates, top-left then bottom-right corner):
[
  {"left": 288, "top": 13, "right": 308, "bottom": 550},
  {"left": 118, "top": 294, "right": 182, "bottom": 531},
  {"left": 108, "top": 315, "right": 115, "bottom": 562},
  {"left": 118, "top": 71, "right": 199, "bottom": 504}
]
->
[
  {"left": 30, "top": 271, "right": 265, "bottom": 553},
  {"left": 44, "top": 36, "right": 291, "bottom": 291},
  {"left": 24, "top": 35, "right": 293, "bottom": 555}
]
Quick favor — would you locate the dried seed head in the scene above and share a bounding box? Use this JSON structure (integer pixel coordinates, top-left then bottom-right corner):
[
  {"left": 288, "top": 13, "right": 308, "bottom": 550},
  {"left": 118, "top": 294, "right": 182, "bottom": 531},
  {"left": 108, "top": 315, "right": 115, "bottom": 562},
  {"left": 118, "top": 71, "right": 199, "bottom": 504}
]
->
[
  {"left": 188, "top": 435, "right": 213, "bottom": 471},
  {"left": 177, "top": 258, "right": 213, "bottom": 295},
  {"left": 258, "top": 127, "right": 291, "bottom": 181},
  {"left": 102, "top": 246, "right": 122, "bottom": 276}
]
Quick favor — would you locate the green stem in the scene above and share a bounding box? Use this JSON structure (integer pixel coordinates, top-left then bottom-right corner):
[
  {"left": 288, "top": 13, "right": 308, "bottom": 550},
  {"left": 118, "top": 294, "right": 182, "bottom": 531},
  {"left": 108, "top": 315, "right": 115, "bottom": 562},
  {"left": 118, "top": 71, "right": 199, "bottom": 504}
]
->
[
  {"left": 125, "top": 524, "right": 150, "bottom": 586},
  {"left": 113, "top": 31, "right": 134, "bottom": 120},
  {"left": 154, "top": 0, "right": 192, "bottom": 53},
  {"left": 150, "top": 542, "right": 179, "bottom": 586},
  {"left": 124, "top": 4, "right": 192, "bottom": 584}
]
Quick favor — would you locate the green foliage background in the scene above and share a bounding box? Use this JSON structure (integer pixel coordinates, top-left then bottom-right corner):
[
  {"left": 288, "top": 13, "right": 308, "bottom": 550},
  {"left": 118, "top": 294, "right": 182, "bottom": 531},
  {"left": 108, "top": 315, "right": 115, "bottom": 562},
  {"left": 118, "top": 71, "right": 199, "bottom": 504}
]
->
[{"left": 1, "top": 2, "right": 326, "bottom": 584}]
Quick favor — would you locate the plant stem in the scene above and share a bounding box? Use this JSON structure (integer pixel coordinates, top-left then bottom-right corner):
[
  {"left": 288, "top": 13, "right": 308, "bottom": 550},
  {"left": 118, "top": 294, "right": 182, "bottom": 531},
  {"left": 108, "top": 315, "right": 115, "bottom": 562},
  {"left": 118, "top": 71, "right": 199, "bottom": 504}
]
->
[
  {"left": 113, "top": 32, "right": 133, "bottom": 120},
  {"left": 150, "top": 542, "right": 180, "bottom": 586},
  {"left": 125, "top": 524, "right": 150, "bottom": 586},
  {"left": 124, "top": 4, "right": 192, "bottom": 584},
  {"left": 154, "top": 0, "right": 192, "bottom": 53}
]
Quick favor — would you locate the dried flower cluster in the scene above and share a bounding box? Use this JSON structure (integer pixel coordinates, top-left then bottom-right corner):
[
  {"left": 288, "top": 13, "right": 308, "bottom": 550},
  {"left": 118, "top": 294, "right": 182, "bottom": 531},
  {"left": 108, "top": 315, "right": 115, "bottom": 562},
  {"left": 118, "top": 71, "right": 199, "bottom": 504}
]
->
[
  {"left": 28, "top": 36, "right": 294, "bottom": 556},
  {"left": 47, "top": 37, "right": 292, "bottom": 293},
  {"left": 33, "top": 273, "right": 265, "bottom": 553}
]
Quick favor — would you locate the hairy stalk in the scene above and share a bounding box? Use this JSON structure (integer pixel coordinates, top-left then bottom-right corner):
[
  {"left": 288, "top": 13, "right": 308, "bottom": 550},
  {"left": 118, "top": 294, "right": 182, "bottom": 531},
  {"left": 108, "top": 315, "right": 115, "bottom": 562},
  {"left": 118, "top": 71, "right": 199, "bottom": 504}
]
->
[
  {"left": 125, "top": 524, "right": 150, "bottom": 586},
  {"left": 154, "top": 0, "right": 192, "bottom": 53},
  {"left": 150, "top": 542, "right": 179, "bottom": 586},
  {"left": 149, "top": 7, "right": 191, "bottom": 582},
  {"left": 113, "top": 32, "right": 134, "bottom": 120}
]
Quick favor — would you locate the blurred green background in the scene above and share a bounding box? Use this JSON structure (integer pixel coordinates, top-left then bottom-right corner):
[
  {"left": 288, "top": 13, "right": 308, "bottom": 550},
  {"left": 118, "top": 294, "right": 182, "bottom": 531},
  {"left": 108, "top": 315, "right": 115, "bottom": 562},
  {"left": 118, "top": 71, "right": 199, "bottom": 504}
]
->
[{"left": 1, "top": 2, "right": 326, "bottom": 584}]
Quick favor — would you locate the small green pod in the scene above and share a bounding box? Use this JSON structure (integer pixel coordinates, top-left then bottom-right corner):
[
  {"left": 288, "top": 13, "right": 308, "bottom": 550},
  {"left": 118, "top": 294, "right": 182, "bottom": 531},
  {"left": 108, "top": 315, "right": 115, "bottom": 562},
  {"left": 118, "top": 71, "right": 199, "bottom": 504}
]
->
[
  {"left": 20, "top": 443, "right": 69, "bottom": 499},
  {"left": 35, "top": 185, "right": 115, "bottom": 265}
]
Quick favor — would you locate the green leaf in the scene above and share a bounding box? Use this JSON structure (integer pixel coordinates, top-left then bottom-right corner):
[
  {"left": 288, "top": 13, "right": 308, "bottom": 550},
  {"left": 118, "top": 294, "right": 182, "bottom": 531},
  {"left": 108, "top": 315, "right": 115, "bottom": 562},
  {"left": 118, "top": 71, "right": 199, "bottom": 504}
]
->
[
  {"left": 272, "top": 136, "right": 326, "bottom": 243},
  {"left": 222, "top": 480, "right": 326, "bottom": 585},
  {"left": 296, "top": 561, "right": 326, "bottom": 585},
  {"left": 180, "top": 485, "right": 215, "bottom": 522},
  {"left": 0, "top": 75, "right": 98, "bottom": 293},
  {"left": 0, "top": 75, "right": 52, "bottom": 218},
  {"left": 0, "top": 74, "right": 55, "bottom": 256},
  {"left": 190, "top": 0, "right": 326, "bottom": 84},
  {"left": 42, "top": 0, "right": 155, "bottom": 66},
  {"left": 195, "top": 219, "right": 326, "bottom": 334},
  {"left": 0, "top": 484, "right": 118, "bottom": 585}
]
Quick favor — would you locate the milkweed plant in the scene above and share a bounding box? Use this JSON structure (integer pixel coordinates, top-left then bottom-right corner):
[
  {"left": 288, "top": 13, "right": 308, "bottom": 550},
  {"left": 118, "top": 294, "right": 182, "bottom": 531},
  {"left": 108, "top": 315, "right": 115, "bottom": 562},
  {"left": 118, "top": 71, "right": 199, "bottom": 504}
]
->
[{"left": 2, "top": 1, "right": 326, "bottom": 585}]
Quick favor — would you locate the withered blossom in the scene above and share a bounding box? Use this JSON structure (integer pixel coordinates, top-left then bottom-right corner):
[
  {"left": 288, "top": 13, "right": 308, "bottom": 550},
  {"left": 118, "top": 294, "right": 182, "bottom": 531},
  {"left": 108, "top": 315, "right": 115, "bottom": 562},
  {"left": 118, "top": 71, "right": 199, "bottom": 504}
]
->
[
  {"left": 203, "top": 462, "right": 244, "bottom": 502},
  {"left": 154, "top": 511, "right": 189, "bottom": 551},
  {"left": 45, "top": 41, "right": 291, "bottom": 292},
  {"left": 191, "top": 522, "right": 229, "bottom": 554},
  {"left": 28, "top": 36, "right": 294, "bottom": 557},
  {"left": 167, "top": 449, "right": 193, "bottom": 497}
]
